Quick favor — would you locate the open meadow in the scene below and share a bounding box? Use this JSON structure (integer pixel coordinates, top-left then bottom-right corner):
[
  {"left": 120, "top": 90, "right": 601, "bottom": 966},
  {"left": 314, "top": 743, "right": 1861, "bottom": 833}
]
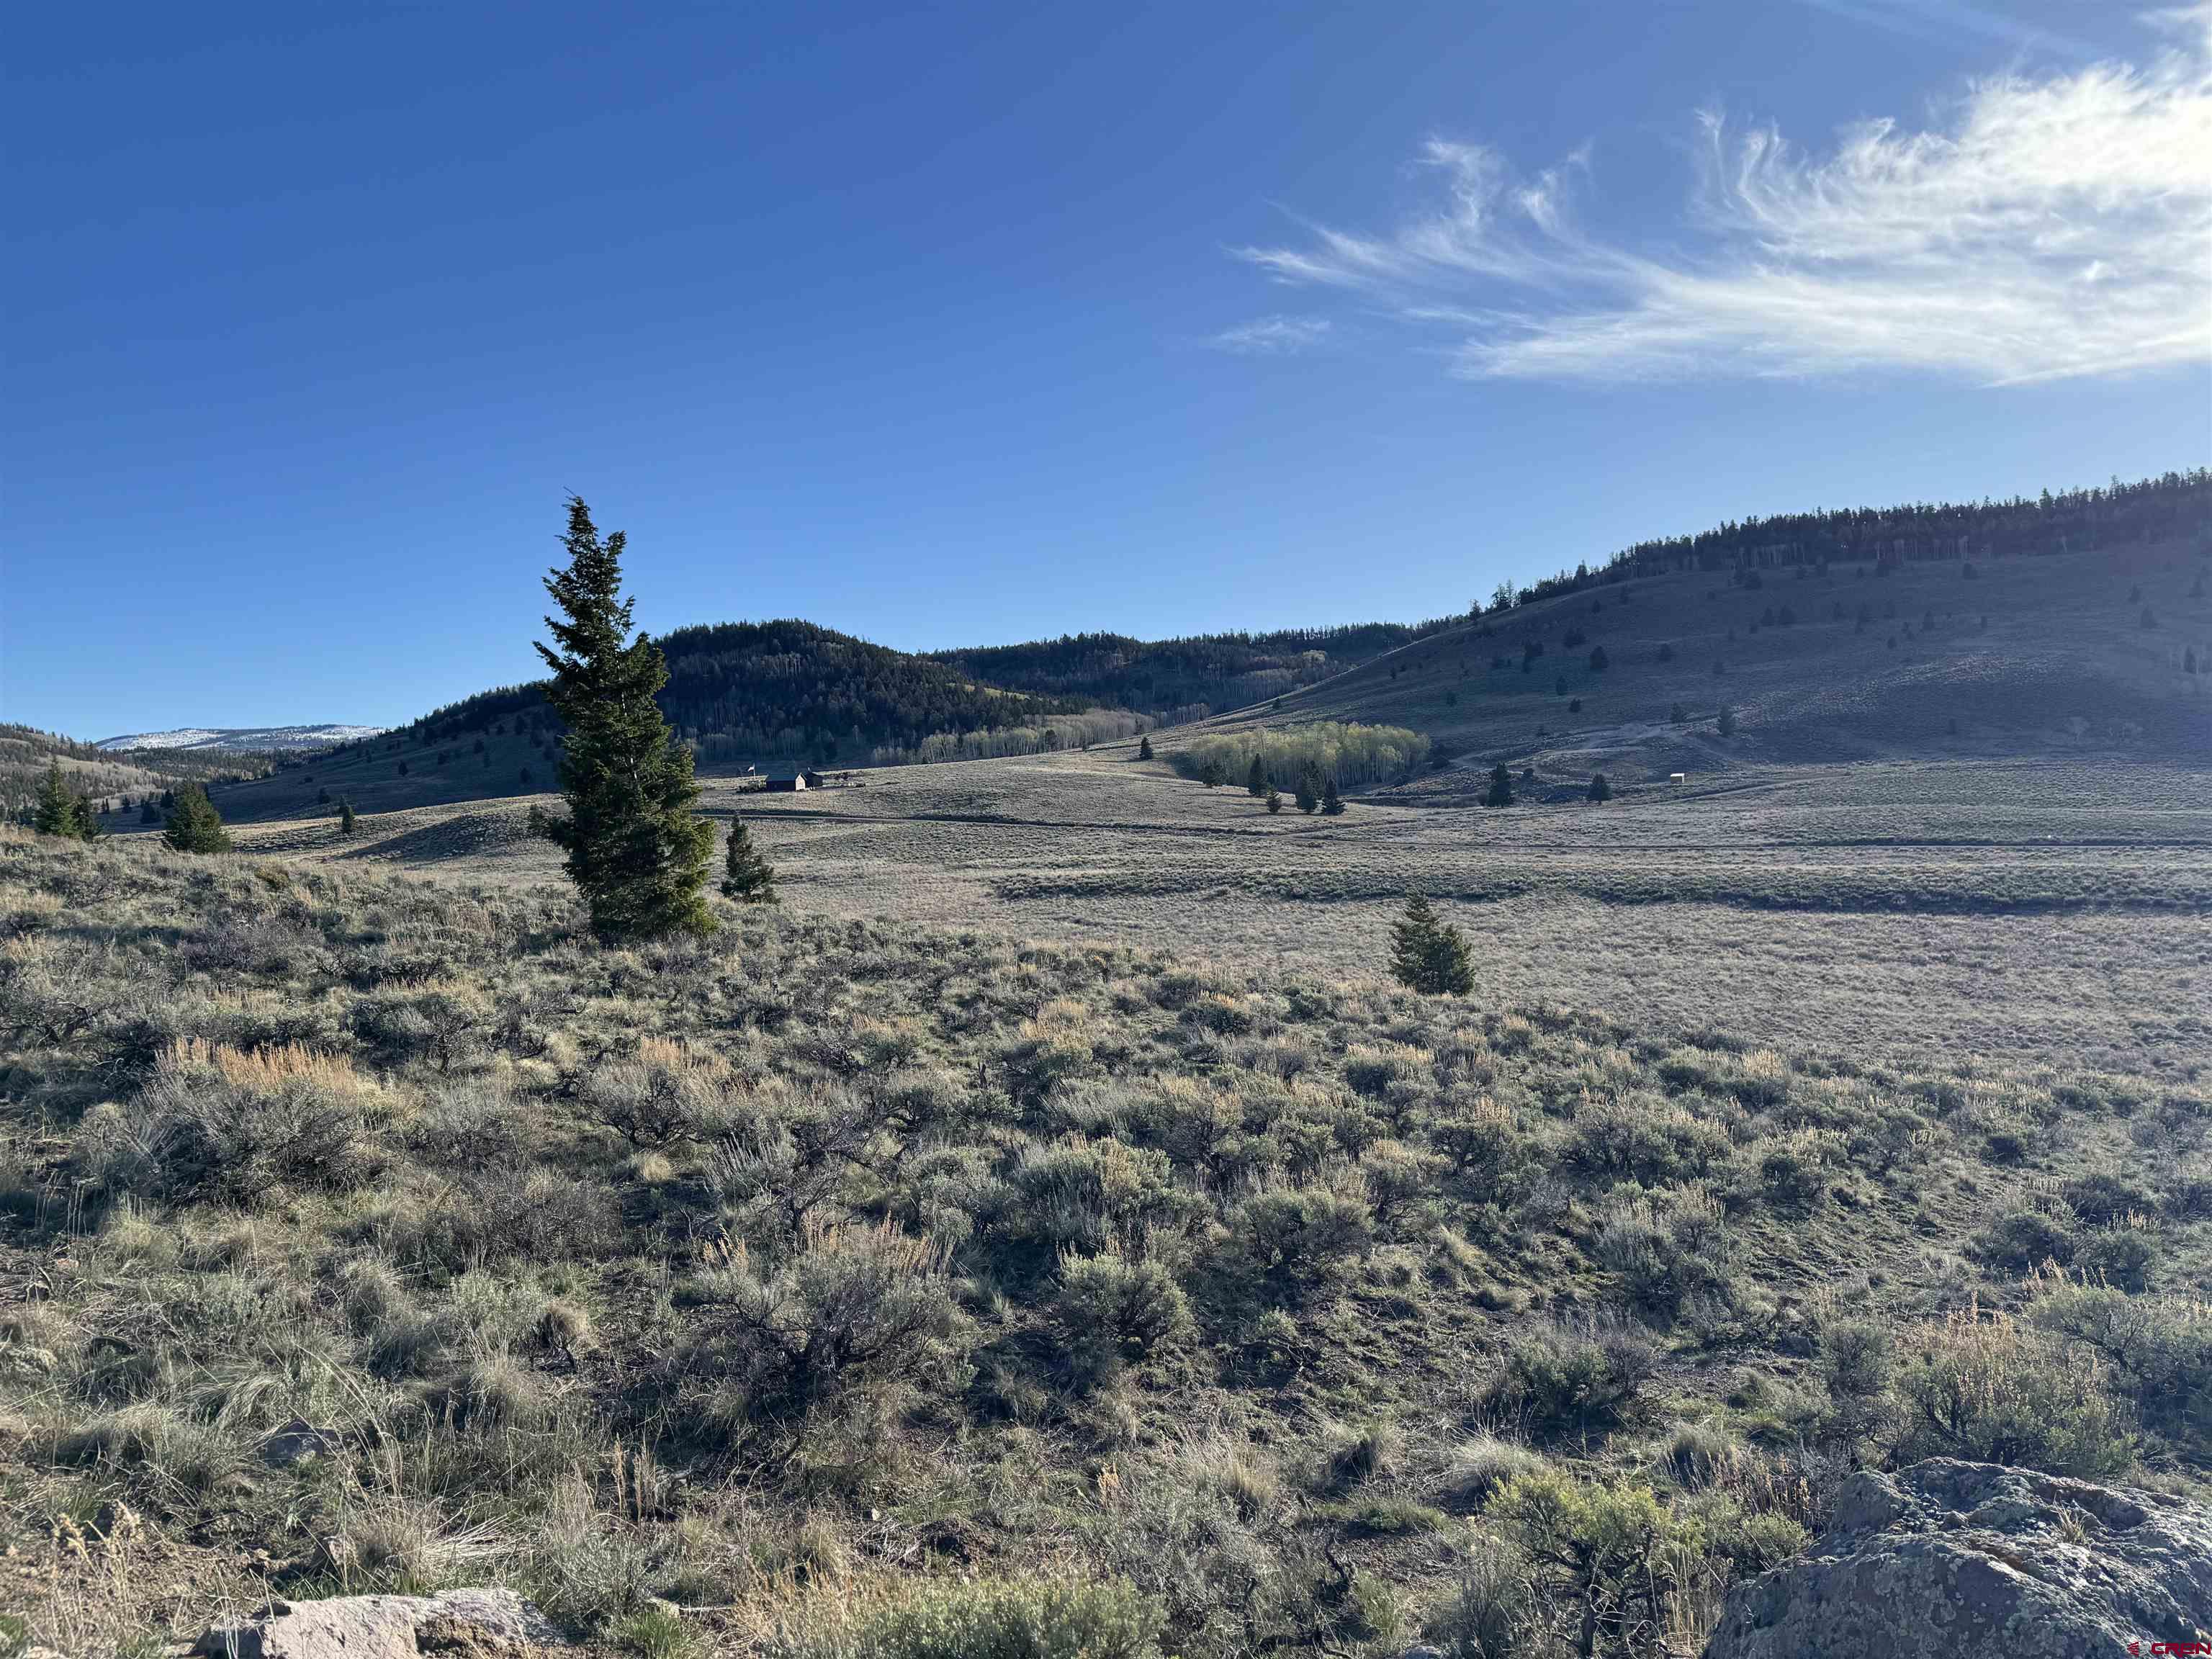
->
[{"left": 209, "top": 747, "right": 2212, "bottom": 1078}]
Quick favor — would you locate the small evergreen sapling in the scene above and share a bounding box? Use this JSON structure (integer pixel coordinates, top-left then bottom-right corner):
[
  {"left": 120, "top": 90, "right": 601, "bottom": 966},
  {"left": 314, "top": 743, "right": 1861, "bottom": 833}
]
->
[
  {"left": 1587, "top": 773, "right": 1611, "bottom": 802},
  {"left": 1389, "top": 895, "right": 1474, "bottom": 995},
  {"left": 720, "top": 817, "right": 777, "bottom": 903},
  {"left": 1483, "top": 764, "right": 1514, "bottom": 808},
  {"left": 338, "top": 799, "right": 358, "bottom": 836},
  {"left": 1321, "top": 778, "right": 1344, "bottom": 816},
  {"left": 1294, "top": 763, "right": 1323, "bottom": 815},
  {"left": 33, "top": 763, "right": 96, "bottom": 841},
  {"left": 1138, "top": 735, "right": 1154, "bottom": 760},
  {"left": 1246, "top": 755, "right": 1267, "bottom": 798},
  {"left": 163, "top": 785, "right": 230, "bottom": 853}
]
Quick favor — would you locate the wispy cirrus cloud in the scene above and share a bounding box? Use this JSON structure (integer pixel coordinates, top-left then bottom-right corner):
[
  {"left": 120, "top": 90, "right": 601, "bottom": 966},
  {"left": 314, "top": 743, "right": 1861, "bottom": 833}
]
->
[
  {"left": 1205, "top": 314, "right": 1333, "bottom": 355},
  {"left": 1233, "top": 16, "right": 2212, "bottom": 385},
  {"left": 1791, "top": 0, "right": 2106, "bottom": 60}
]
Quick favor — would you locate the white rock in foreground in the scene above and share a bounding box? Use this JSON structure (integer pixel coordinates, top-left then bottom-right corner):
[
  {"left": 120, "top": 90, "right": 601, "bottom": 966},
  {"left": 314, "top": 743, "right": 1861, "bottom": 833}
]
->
[{"left": 194, "top": 1588, "right": 567, "bottom": 1658}]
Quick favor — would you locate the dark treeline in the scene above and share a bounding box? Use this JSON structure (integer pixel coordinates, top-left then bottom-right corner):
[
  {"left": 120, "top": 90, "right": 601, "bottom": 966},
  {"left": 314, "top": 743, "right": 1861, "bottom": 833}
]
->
[
  {"left": 927, "top": 624, "right": 1416, "bottom": 721},
  {"left": 395, "top": 620, "right": 1086, "bottom": 769},
  {"left": 1503, "top": 469, "right": 2211, "bottom": 611}
]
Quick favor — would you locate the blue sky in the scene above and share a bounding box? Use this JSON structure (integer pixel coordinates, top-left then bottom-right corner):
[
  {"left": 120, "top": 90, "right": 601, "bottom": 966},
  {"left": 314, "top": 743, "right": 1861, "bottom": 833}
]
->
[{"left": 6, "top": 1, "right": 2208, "bottom": 737}]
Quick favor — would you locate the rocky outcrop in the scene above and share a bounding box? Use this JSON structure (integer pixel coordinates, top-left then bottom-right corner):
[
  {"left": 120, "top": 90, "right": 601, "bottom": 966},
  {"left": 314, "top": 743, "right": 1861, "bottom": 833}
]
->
[
  {"left": 194, "top": 1588, "right": 567, "bottom": 1658},
  {"left": 1704, "top": 1459, "right": 2212, "bottom": 1659}
]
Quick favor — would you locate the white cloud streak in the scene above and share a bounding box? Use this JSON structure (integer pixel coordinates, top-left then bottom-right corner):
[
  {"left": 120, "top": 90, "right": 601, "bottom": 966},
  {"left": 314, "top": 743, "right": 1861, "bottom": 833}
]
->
[
  {"left": 1206, "top": 315, "right": 1334, "bottom": 355},
  {"left": 1793, "top": 0, "right": 2106, "bottom": 60},
  {"left": 1234, "top": 22, "right": 2212, "bottom": 385}
]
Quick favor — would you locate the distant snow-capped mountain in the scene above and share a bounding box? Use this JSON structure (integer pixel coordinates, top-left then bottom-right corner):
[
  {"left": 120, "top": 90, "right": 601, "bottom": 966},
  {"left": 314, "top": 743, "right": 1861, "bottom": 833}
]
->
[{"left": 96, "top": 724, "right": 387, "bottom": 754}]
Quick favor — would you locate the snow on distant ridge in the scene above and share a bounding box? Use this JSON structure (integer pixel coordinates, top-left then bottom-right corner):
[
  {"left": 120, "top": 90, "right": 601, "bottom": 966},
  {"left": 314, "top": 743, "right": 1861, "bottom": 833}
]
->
[{"left": 96, "top": 724, "right": 387, "bottom": 754}]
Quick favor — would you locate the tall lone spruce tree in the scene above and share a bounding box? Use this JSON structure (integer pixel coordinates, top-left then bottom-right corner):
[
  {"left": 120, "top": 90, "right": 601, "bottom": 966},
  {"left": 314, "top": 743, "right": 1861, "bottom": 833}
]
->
[{"left": 536, "top": 497, "right": 715, "bottom": 940}]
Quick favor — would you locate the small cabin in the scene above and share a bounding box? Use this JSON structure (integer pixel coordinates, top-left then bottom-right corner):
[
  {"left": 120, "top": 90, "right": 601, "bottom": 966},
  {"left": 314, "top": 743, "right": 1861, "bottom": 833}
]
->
[
  {"left": 1669, "top": 772, "right": 1686, "bottom": 784},
  {"left": 801, "top": 770, "right": 825, "bottom": 789},
  {"left": 765, "top": 774, "right": 807, "bottom": 793}
]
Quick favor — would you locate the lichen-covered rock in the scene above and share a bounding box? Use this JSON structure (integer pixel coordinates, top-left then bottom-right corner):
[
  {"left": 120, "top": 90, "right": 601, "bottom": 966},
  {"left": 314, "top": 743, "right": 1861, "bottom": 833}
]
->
[
  {"left": 194, "top": 1587, "right": 567, "bottom": 1658},
  {"left": 1703, "top": 1459, "right": 2212, "bottom": 1659}
]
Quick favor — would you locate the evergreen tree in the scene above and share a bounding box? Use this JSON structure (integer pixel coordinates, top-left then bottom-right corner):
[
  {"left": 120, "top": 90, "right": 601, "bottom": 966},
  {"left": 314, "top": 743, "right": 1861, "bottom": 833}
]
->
[
  {"left": 535, "top": 496, "right": 716, "bottom": 940},
  {"left": 163, "top": 785, "right": 230, "bottom": 853},
  {"left": 1588, "top": 773, "right": 1611, "bottom": 802},
  {"left": 1265, "top": 786, "right": 1282, "bottom": 814},
  {"left": 33, "top": 763, "right": 94, "bottom": 840},
  {"left": 720, "top": 817, "right": 778, "bottom": 904},
  {"left": 1483, "top": 763, "right": 1514, "bottom": 808},
  {"left": 1321, "top": 778, "right": 1344, "bottom": 815},
  {"left": 1246, "top": 755, "right": 1267, "bottom": 797},
  {"left": 338, "top": 799, "right": 358, "bottom": 836},
  {"left": 1388, "top": 896, "right": 1474, "bottom": 995},
  {"left": 1717, "top": 708, "right": 1737, "bottom": 737},
  {"left": 1138, "top": 734, "right": 1154, "bottom": 760},
  {"left": 1294, "top": 763, "right": 1322, "bottom": 814}
]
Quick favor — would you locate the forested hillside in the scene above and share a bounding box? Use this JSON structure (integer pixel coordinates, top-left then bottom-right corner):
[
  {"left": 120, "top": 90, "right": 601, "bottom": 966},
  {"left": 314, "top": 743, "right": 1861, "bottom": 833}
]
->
[
  {"left": 117, "top": 472, "right": 2212, "bottom": 828},
  {"left": 1254, "top": 525, "right": 2212, "bottom": 789},
  {"left": 407, "top": 620, "right": 1088, "bottom": 766},
  {"left": 0, "top": 725, "right": 274, "bottom": 825},
  {"left": 929, "top": 625, "right": 1415, "bottom": 721},
  {"left": 1501, "top": 469, "right": 2210, "bottom": 611},
  {"left": 198, "top": 621, "right": 1130, "bottom": 824}
]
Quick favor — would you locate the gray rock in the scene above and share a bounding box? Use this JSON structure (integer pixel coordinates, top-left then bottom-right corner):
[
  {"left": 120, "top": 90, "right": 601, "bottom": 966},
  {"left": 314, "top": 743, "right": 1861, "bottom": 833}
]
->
[
  {"left": 1703, "top": 1458, "right": 2212, "bottom": 1659},
  {"left": 194, "top": 1588, "right": 567, "bottom": 1658},
  {"left": 257, "top": 1417, "right": 345, "bottom": 1468}
]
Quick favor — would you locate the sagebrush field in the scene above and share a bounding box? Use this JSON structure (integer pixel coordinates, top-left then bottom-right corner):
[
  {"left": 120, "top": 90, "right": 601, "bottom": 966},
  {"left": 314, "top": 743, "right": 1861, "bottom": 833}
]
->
[{"left": 3, "top": 779, "right": 2207, "bottom": 1653}]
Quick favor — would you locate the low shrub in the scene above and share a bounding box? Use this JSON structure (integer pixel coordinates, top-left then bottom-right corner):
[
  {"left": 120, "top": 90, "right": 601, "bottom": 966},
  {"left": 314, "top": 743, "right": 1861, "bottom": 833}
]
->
[
  {"left": 1210, "top": 1184, "right": 1374, "bottom": 1312},
  {"left": 1972, "top": 1208, "right": 2075, "bottom": 1276},
  {"left": 2075, "top": 1226, "right": 2158, "bottom": 1293},
  {"left": 2028, "top": 1278, "right": 2212, "bottom": 1454},
  {"left": 1591, "top": 1186, "right": 1735, "bottom": 1322},
  {"left": 1047, "top": 1252, "right": 1191, "bottom": 1390},
  {"left": 1481, "top": 1318, "right": 1655, "bottom": 1439},
  {"left": 1893, "top": 1305, "right": 2135, "bottom": 1479},
  {"left": 767, "top": 1572, "right": 1163, "bottom": 1659},
  {"left": 1440, "top": 1434, "right": 1549, "bottom": 1511}
]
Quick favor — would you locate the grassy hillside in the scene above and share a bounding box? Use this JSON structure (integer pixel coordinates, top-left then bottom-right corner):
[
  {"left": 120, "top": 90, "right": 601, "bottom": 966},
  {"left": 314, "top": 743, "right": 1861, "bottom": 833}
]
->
[
  {"left": 3, "top": 829, "right": 2206, "bottom": 1654},
  {"left": 1245, "top": 539, "right": 2211, "bottom": 793}
]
